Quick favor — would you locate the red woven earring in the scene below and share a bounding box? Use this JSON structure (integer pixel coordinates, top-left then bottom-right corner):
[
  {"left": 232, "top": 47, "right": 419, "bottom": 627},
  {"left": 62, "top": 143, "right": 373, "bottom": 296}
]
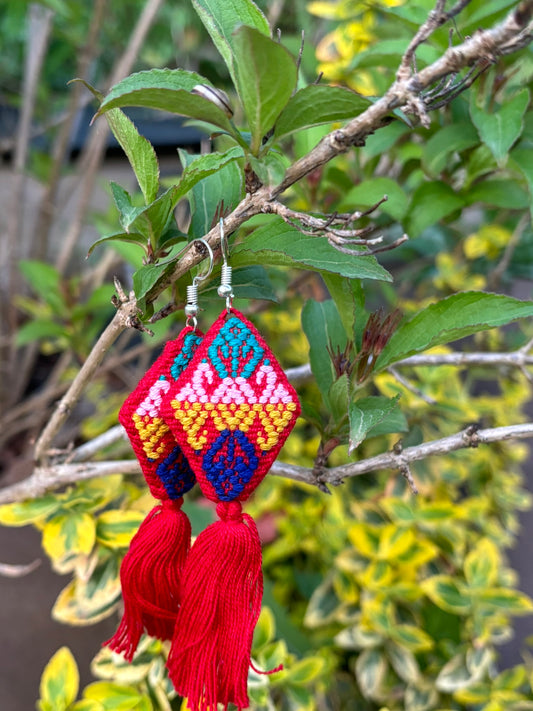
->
[
  {"left": 105, "top": 242, "right": 213, "bottom": 661},
  {"left": 160, "top": 222, "right": 301, "bottom": 711}
]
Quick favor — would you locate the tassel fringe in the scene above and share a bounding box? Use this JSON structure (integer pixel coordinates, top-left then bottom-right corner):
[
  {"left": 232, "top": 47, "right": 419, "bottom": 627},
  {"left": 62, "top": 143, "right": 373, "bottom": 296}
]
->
[{"left": 167, "top": 501, "right": 262, "bottom": 711}]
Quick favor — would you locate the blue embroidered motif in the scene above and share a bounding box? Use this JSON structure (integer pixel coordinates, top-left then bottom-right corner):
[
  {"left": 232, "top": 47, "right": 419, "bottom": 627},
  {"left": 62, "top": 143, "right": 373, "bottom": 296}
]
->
[
  {"left": 156, "top": 445, "right": 196, "bottom": 498},
  {"left": 171, "top": 332, "right": 202, "bottom": 381},
  {"left": 202, "top": 429, "right": 258, "bottom": 501},
  {"left": 208, "top": 316, "right": 264, "bottom": 379}
]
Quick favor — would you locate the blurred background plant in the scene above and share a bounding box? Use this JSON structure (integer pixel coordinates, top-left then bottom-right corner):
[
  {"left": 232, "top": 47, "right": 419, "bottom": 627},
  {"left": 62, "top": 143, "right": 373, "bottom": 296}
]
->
[{"left": 1, "top": 1, "right": 533, "bottom": 710}]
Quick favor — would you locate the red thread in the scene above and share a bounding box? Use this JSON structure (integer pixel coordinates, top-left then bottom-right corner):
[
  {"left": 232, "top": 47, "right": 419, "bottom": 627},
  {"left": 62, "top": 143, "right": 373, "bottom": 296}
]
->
[
  {"left": 105, "top": 498, "right": 191, "bottom": 661},
  {"left": 167, "top": 501, "right": 263, "bottom": 711}
]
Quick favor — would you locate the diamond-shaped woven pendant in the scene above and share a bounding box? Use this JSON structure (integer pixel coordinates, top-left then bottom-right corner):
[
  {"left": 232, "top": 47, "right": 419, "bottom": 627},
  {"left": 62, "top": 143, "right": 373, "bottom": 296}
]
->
[
  {"left": 105, "top": 326, "right": 203, "bottom": 661},
  {"left": 162, "top": 308, "right": 300, "bottom": 503},
  {"left": 161, "top": 309, "right": 300, "bottom": 711},
  {"left": 119, "top": 326, "right": 203, "bottom": 501}
]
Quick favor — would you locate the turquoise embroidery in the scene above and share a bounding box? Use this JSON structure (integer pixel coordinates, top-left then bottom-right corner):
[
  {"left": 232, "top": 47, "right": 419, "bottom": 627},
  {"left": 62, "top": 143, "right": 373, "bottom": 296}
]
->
[
  {"left": 208, "top": 316, "right": 264, "bottom": 379},
  {"left": 171, "top": 332, "right": 202, "bottom": 380}
]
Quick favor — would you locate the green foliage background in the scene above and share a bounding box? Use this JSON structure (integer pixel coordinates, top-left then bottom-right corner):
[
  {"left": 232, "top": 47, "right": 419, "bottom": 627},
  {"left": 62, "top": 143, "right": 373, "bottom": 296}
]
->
[{"left": 2, "top": 0, "right": 533, "bottom": 710}]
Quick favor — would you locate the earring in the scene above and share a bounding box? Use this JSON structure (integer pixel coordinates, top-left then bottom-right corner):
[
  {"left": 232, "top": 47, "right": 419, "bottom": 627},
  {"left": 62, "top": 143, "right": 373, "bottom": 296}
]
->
[
  {"left": 161, "top": 221, "right": 301, "bottom": 711},
  {"left": 105, "top": 240, "right": 213, "bottom": 661}
]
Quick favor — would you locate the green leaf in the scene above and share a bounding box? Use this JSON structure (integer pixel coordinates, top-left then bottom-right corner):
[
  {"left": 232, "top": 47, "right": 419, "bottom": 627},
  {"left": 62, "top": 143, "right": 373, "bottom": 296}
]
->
[
  {"left": 389, "top": 624, "right": 434, "bottom": 652},
  {"left": 322, "top": 274, "right": 364, "bottom": 342},
  {"left": 104, "top": 110, "right": 159, "bottom": 204},
  {"left": 304, "top": 575, "right": 340, "bottom": 628},
  {"left": 478, "top": 588, "right": 533, "bottom": 614},
  {"left": 83, "top": 682, "right": 151, "bottom": 710},
  {"left": 436, "top": 653, "right": 475, "bottom": 692},
  {"left": 512, "top": 148, "right": 533, "bottom": 218},
  {"left": 422, "top": 122, "right": 479, "bottom": 177},
  {"left": 404, "top": 683, "right": 439, "bottom": 711},
  {"left": 232, "top": 218, "right": 392, "bottom": 281},
  {"left": 15, "top": 319, "right": 68, "bottom": 347},
  {"left": 328, "top": 373, "right": 350, "bottom": 425},
  {"left": 386, "top": 641, "right": 420, "bottom": 684},
  {"left": 339, "top": 177, "right": 409, "bottom": 221},
  {"left": 406, "top": 181, "right": 464, "bottom": 237},
  {"left": 209, "top": 265, "right": 278, "bottom": 302},
  {"left": 177, "top": 146, "right": 244, "bottom": 198},
  {"left": 464, "top": 538, "right": 499, "bottom": 589},
  {"left": 465, "top": 178, "right": 529, "bottom": 210},
  {"left": 348, "top": 395, "right": 401, "bottom": 453},
  {"left": 19, "top": 260, "right": 65, "bottom": 314},
  {"left": 376, "top": 292, "right": 533, "bottom": 370},
  {"left": 180, "top": 149, "right": 244, "bottom": 237},
  {"left": 248, "top": 151, "right": 288, "bottom": 186},
  {"left": 38, "top": 647, "right": 79, "bottom": 711},
  {"left": 252, "top": 606, "right": 276, "bottom": 650},
  {"left": 470, "top": 88, "right": 530, "bottom": 165},
  {"left": 301, "top": 299, "right": 346, "bottom": 404},
  {"left": 285, "top": 656, "right": 326, "bottom": 685},
  {"left": 42, "top": 512, "right": 96, "bottom": 562},
  {"left": 354, "top": 648, "right": 388, "bottom": 700},
  {"left": 422, "top": 575, "right": 471, "bottom": 614},
  {"left": 110, "top": 183, "right": 145, "bottom": 231},
  {"left": 96, "top": 510, "right": 145, "bottom": 549},
  {"left": 0, "top": 495, "right": 61, "bottom": 526},
  {"left": 192, "top": 0, "right": 270, "bottom": 87},
  {"left": 274, "top": 84, "right": 371, "bottom": 140},
  {"left": 334, "top": 623, "right": 383, "bottom": 650},
  {"left": 132, "top": 261, "right": 177, "bottom": 303},
  {"left": 53, "top": 555, "right": 121, "bottom": 626},
  {"left": 97, "top": 68, "right": 235, "bottom": 134},
  {"left": 87, "top": 232, "right": 147, "bottom": 258},
  {"left": 232, "top": 26, "right": 297, "bottom": 154}
]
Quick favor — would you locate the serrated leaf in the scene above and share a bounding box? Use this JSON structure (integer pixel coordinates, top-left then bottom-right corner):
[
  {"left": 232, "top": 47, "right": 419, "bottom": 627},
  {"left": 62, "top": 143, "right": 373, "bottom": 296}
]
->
[
  {"left": 178, "top": 146, "right": 244, "bottom": 197},
  {"left": 96, "top": 510, "right": 145, "bottom": 549},
  {"left": 87, "top": 232, "right": 147, "bottom": 258},
  {"left": 376, "top": 292, "right": 533, "bottom": 370},
  {"left": 97, "top": 68, "right": 235, "bottom": 134},
  {"left": 39, "top": 647, "right": 79, "bottom": 711},
  {"left": 355, "top": 648, "right": 388, "bottom": 700},
  {"left": 422, "top": 575, "right": 471, "bottom": 614},
  {"left": 110, "top": 183, "right": 145, "bottom": 231},
  {"left": 132, "top": 261, "right": 176, "bottom": 303},
  {"left": 42, "top": 512, "right": 96, "bottom": 562},
  {"left": 104, "top": 111, "right": 159, "bottom": 203},
  {"left": 322, "top": 274, "right": 364, "bottom": 342},
  {"left": 349, "top": 395, "right": 401, "bottom": 453},
  {"left": 339, "top": 177, "right": 409, "bottom": 221},
  {"left": 470, "top": 88, "right": 529, "bottom": 165},
  {"left": 406, "top": 181, "right": 464, "bottom": 237},
  {"left": 422, "top": 122, "right": 479, "bottom": 177},
  {"left": 180, "top": 149, "right": 244, "bottom": 237},
  {"left": 0, "top": 495, "right": 61, "bottom": 526},
  {"left": 464, "top": 538, "right": 499, "bottom": 589},
  {"left": 192, "top": 0, "right": 270, "bottom": 88},
  {"left": 233, "top": 218, "right": 392, "bottom": 281},
  {"left": 301, "top": 299, "right": 346, "bottom": 404},
  {"left": 232, "top": 26, "right": 296, "bottom": 154},
  {"left": 274, "top": 84, "right": 371, "bottom": 140}
]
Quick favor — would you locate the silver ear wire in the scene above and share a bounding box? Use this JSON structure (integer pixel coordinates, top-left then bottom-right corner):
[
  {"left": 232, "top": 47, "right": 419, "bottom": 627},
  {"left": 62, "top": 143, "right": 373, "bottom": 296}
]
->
[
  {"left": 185, "top": 239, "right": 214, "bottom": 329},
  {"left": 217, "top": 218, "right": 234, "bottom": 312}
]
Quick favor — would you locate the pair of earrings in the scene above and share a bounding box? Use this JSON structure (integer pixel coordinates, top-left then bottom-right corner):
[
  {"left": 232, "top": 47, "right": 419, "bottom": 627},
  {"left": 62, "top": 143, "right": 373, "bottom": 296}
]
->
[{"left": 105, "top": 222, "right": 301, "bottom": 711}]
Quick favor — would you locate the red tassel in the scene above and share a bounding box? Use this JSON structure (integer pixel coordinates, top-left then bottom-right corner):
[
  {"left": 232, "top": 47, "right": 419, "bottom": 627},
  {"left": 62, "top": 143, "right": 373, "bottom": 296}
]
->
[
  {"left": 105, "top": 498, "right": 191, "bottom": 661},
  {"left": 168, "top": 501, "right": 262, "bottom": 711}
]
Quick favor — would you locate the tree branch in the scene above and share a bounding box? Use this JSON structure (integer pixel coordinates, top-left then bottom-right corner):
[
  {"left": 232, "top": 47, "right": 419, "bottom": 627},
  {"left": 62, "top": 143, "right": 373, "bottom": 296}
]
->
[{"left": 2, "top": 422, "right": 532, "bottom": 504}]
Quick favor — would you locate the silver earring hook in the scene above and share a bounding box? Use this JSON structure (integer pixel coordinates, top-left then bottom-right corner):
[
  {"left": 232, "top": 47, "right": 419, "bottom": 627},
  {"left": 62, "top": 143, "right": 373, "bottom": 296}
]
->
[
  {"left": 185, "top": 238, "right": 214, "bottom": 329},
  {"left": 217, "top": 218, "right": 234, "bottom": 312}
]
